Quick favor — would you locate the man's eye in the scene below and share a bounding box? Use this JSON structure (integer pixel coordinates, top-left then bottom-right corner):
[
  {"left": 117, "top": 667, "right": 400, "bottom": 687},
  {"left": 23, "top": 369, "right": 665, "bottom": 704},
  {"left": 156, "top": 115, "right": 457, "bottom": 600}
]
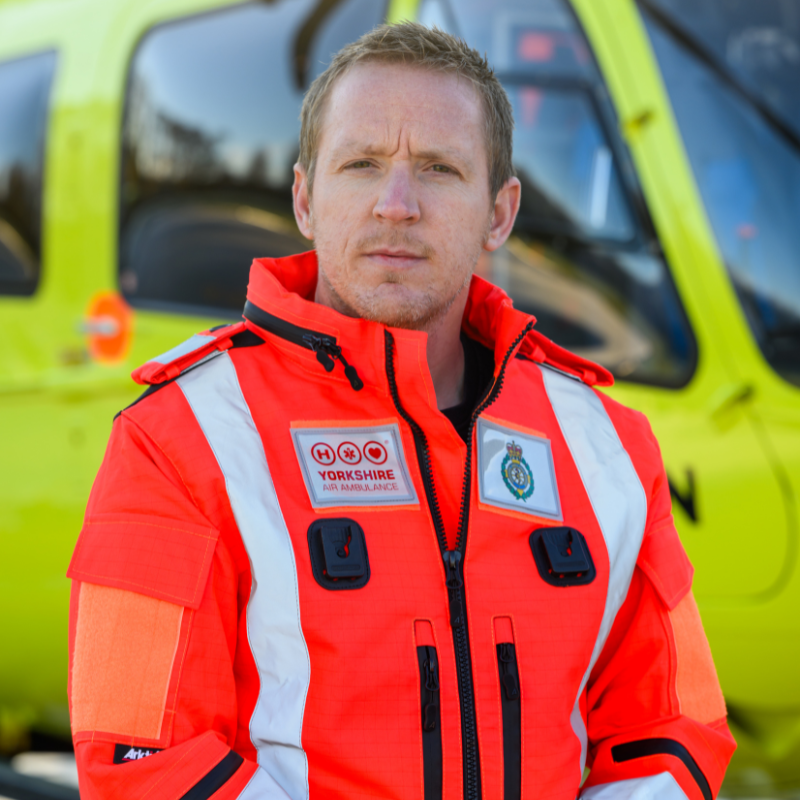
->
[
  {"left": 347, "top": 160, "right": 373, "bottom": 169},
  {"left": 431, "top": 164, "right": 453, "bottom": 174}
]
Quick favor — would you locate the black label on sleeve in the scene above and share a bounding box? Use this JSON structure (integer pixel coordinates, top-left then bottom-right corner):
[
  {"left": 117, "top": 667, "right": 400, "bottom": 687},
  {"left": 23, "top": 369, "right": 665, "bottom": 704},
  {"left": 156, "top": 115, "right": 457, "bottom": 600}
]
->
[{"left": 113, "top": 743, "right": 163, "bottom": 764}]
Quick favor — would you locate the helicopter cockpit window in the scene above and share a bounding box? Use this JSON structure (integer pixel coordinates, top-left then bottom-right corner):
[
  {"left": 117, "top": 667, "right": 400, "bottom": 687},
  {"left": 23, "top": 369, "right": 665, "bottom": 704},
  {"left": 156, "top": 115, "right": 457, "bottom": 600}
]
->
[
  {"left": 419, "top": 0, "right": 696, "bottom": 386},
  {"left": 642, "top": 0, "right": 800, "bottom": 388},
  {"left": 0, "top": 51, "right": 55, "bottom": 296},
  {"left": 119, "top": 0, "right": 384, "bottom": 317},
  {"left": 428, "top": 0, "right": 597, "bottom": 80},
  {"left": 510, "top": 86, "right": 635, "bottom": 243}
]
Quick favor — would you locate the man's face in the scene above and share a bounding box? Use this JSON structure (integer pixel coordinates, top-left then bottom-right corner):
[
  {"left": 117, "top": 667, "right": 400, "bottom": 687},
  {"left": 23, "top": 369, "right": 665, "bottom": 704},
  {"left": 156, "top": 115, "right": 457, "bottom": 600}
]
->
[{"left": 293, "top": 63, "right": 517, "bottom": 330}]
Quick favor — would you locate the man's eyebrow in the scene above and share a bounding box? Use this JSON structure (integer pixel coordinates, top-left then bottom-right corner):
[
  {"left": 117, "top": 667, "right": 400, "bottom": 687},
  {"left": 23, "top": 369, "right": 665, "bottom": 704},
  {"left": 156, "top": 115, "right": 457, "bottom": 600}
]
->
[
  {"left": 415, "top": 147, "right": 471, "bottom": 164},
  {"left": 329, "top": 142, "right": 382, "bottom": 159},
  {"left": 329, "top": 141, "right": 472, "bottom": 166}
]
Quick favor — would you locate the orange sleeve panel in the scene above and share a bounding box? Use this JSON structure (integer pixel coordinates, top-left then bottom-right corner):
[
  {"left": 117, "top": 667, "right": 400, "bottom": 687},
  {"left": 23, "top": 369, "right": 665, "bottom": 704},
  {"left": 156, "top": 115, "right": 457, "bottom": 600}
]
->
[
  {"left": 67, "top": 413, "right": 257, "bottom": 799},
  {"left": 581, "top": 475, "right": 735, "bottom": 800},
  {"left": 71, "top": 584, "right": 184, "bottom": 740},
  {"left": 671, "top": 592, "right": 727, "bottom": 725}
]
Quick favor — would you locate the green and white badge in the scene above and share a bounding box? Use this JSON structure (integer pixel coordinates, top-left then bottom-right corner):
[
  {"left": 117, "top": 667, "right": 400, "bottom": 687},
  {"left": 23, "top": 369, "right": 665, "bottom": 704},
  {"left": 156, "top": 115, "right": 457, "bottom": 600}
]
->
[{"left": 476, "top": 418, "right": 561, "bottom": 519}]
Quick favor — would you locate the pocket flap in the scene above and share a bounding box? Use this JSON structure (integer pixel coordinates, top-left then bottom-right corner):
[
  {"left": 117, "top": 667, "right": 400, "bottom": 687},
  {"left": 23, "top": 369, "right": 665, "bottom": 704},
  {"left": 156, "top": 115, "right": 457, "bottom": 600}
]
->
[
  {"left": 637, "top": 522, "right": 694, "bottom": 610},
  {"left": 67, "top": 513, "right": 219, "bottom": 609}
]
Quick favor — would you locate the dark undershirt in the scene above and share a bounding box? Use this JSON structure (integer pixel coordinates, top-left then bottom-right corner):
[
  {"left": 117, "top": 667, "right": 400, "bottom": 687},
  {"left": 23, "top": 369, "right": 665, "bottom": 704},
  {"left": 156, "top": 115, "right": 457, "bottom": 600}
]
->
[{"left": 441, "top": 333, "right": 496, "bottom": 443}]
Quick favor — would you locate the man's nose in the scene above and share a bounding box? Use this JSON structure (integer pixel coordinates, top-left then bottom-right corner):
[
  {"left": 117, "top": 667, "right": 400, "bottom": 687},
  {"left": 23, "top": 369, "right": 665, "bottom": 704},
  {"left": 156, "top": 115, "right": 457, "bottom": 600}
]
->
[{"left": 373, "top": 165, "right": 420, "bottom": 223}]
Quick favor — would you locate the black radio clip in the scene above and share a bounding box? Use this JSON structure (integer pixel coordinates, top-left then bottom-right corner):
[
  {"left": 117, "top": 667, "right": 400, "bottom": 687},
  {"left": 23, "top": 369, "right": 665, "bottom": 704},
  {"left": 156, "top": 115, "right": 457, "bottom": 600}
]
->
[
  {"left": 530, "top": 526, "right": 596, "bottom": 587},
  {"left": 308, "top": 518, "right": 370, "bottom": 590}
]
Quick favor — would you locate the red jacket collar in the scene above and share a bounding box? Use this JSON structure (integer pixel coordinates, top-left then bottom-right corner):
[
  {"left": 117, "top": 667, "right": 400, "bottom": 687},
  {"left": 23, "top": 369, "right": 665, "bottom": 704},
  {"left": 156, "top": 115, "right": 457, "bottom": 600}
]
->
[{"left": 244, "top": 250, "right": 612, "bottom": 388}]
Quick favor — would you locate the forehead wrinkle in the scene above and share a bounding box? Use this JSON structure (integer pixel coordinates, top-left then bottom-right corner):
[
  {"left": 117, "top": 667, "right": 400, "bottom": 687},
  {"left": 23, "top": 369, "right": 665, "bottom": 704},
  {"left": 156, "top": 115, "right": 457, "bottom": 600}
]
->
[
  {"left": 320, "top": 67, "right": 486, "bottom": 176},
  {"left": 328, "top": 131, "right": 476, "bottom": 171}
]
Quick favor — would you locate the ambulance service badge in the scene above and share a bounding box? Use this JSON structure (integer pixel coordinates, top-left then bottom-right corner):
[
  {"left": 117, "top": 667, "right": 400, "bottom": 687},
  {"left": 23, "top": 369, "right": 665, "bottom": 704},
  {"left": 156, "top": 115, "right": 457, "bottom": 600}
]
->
[
  {"left": 501, "top": 440, "right": 534, "bottom": 501},
  {"left": 477, "top": 419, "right": 560, "bottom": 519}
]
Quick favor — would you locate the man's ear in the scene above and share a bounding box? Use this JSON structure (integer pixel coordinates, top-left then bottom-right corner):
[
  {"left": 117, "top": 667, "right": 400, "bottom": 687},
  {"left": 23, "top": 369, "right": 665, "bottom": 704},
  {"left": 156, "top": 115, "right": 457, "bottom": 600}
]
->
[
  {"left": 293, "top": 162, "right": 314, "bottom": 241},
  {"left": 484, "top": 176, "right": 521, "bottom": 252}
]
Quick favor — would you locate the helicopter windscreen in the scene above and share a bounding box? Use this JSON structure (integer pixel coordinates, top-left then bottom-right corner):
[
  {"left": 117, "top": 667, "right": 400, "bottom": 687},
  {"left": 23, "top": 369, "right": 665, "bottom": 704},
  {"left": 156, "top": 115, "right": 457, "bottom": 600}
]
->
[{"left": 642, "top": 0, "right": 800, "bottom": 388}]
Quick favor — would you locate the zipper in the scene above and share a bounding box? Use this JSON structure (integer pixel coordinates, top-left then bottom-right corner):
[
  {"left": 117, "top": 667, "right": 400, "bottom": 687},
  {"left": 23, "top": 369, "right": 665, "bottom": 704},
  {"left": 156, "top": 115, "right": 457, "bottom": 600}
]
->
[
  {"left": 244, "top": 300, "right": 363, "bottom": 390},
  {"left": 496, "top": 643, "right": 521, "bottom": 800},
  {"left": 384, "top": 322, "right": 532, "bottom": 800},
  {"left": 417, "top": 645, "right": 443, "bottom": 800},
  {"left": 454, "top": 321, "right": 533, "bottom": 550}
]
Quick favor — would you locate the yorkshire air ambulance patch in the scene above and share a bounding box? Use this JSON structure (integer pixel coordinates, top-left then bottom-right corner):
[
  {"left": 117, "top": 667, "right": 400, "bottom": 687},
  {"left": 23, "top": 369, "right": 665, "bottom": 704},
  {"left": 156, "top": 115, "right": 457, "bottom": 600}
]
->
[
  {"left": 292, "top": 423, "right": 418, "bottom": 508},
  {"left": 477, "top": 418, "right": 561, "bottom": 519}
]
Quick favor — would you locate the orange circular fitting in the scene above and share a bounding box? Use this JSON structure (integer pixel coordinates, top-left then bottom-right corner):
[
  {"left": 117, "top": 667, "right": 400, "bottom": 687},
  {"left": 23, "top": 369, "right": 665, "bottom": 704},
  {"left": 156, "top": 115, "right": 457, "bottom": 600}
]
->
[{"left": 83, "top": 291, "right": 133, "bottom": 364}]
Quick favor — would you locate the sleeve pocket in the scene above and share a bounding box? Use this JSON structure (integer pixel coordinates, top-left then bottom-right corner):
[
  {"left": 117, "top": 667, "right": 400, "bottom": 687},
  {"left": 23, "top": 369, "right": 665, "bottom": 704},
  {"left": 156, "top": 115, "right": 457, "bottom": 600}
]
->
[
  {"left": 67, "top": 512, "right": 219, "bottom": 609},
  {"left": 637, "top": 522, "right": 693, "bottom": 611}
]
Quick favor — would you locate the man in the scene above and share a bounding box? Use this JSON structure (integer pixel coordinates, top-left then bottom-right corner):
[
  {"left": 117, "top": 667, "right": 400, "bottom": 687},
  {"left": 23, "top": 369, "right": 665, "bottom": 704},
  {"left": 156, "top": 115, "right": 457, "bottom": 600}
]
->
[{"left": 67, "top": 22, "right": 735, "bottom": 800}]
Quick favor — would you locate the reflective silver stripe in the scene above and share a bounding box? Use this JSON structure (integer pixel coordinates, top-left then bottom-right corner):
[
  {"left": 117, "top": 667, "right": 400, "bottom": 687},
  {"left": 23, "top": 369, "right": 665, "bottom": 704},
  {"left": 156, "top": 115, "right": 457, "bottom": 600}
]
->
[
  {"left": 540, "top": 367, "right": 647, "bottom": 776},
  {"left": 150, "top": 333, "right": 215, "bottom": 364},
  {"left": 237, "top": 767, "right": 294, "bottom": 799},
  {"left": 580, "top": 773, "right": 689, "bottom": 800},
  {"left": 178, "top": 353, "right": 310, "bottom": 800}
]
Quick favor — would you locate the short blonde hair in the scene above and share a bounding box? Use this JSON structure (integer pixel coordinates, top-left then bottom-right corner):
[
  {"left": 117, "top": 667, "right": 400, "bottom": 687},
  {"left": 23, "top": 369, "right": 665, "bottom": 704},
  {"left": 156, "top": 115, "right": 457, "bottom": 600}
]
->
[{"left": 299, "top": 22, "right": 515, "bottom": 199}]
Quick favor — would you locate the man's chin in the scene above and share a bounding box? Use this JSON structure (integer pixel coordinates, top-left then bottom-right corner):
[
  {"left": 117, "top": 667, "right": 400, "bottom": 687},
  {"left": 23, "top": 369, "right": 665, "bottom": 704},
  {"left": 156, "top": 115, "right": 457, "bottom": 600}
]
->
[
  {"left": 323, "top": 276, "right": 452, "bottom": 330},
  {"left": 360, "top": 302, "right": 436, "bottom": 330},
  {"left": 354, "top": 288, "right": 440, "bottom": 331}
]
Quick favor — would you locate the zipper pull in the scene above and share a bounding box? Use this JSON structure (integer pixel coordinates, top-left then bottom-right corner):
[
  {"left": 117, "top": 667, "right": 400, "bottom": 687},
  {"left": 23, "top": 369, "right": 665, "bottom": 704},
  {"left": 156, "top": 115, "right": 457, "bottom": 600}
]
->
[
  {"left": 305, "top": 335, "right": 364, "bottom": 391},
  {"left": 444, "top": 550, "right": 465, "bottom": 627},
  {"left": 444, "top": 550, "right": 463, "bottom": 589},
  {"left": 503, "top": 672, "right": 519, "bottom": 700},
  {"left": 498, "top": 643, "right": 519, "bottom": 700},
  {"left": 306, "top": 335, "right": 336, "bottom": 371},
  {"left": 425, "top": 656, "right": 440, "bottom": 693},
  {"left": 422, "top": 651, "right": 440, "bottom": 731},
  {"left": 334, "top": 349, "right": 364, "bottom": 391}
]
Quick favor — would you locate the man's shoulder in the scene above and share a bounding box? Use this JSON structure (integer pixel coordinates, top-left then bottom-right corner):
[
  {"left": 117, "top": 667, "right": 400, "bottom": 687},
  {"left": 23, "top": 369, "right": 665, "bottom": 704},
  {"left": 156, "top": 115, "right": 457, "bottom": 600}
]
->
[
  {"left": 515, "top": 326, "right": 614, "bottom": 390},
  {"left": 590, "top": 384, "right": 667, "bottom": 493},
  {"left": 513, "top": 330, "right": 660, "bottom": 461},
  {"left": 131, "top": 321, "right": 264, "bottom": 386},
  {"left": 119, "top": 321, "right": 266, "bottom": 421}
]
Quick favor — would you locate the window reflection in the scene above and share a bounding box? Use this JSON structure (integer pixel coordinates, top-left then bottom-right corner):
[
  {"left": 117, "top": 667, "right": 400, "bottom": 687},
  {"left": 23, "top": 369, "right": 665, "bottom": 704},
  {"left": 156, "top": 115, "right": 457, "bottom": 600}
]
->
[
  {"left": 476, "top": 238, "right": 693, "bottom": 382},
  {"left": 0, "top": 51, "right": 55, "bottom": 295},
  {"left": 119, "top": 0, "right": 384, "bottom": 314},
  {"left": 645, "top": 5, "right": 800, "bottom": 387},
  {"left": 510, "top": 85, "right": 634, "bottom": 242},
  {"left": 430, "top": 0, "right": 596, "bottom": 79},
  {"left": 643, "top": 0, "right": 800, "bottom": 144}
]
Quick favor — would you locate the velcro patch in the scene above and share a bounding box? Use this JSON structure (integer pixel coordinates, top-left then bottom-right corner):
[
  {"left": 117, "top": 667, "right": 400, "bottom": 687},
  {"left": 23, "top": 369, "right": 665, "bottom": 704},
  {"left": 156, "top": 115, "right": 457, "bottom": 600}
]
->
[
  {"left": 114, "top": 744, "right": 163, "bottom": 763},
  {"left": 477, "top": 418, "right": 561, "bottom": 519},
  {"left": 70, "top": 583, "right": 183, "bottom": 740},
  {"left": 292, "top": 423, "right": 417, "bottom": 508}
]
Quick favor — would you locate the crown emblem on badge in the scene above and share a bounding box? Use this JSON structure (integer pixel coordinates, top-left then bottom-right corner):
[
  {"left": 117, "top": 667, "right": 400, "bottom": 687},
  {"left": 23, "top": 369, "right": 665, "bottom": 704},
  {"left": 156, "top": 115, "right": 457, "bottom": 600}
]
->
[
  {"left": 501, "top": 439, "right": 534, "bottom": 502},
  {"left": 506, "top": 441, "right": 522, "bottom": 460}
]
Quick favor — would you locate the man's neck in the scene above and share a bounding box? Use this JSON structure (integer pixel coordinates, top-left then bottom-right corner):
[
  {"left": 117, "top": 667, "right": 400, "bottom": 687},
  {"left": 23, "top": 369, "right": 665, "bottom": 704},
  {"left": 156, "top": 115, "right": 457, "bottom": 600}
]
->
[
  {"left": 313, "top": 270, "right": 470, "bottom": 410},
  {"left": 424, "top": 294, "right": 469, "bottom": 410}
]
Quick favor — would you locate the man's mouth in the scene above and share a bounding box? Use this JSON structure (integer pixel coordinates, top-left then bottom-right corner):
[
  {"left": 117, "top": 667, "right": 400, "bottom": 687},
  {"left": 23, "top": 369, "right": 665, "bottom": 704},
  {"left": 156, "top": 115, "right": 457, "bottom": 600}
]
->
[{"left": 365, "top": 248, "right": 427, "bottom": 265}]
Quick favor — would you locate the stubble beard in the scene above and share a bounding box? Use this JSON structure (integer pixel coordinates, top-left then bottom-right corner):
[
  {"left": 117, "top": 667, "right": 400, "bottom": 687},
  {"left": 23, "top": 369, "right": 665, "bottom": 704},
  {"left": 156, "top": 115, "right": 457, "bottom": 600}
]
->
[{"left": 315, "top": 230, "right": 485, "bottom": 332}]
